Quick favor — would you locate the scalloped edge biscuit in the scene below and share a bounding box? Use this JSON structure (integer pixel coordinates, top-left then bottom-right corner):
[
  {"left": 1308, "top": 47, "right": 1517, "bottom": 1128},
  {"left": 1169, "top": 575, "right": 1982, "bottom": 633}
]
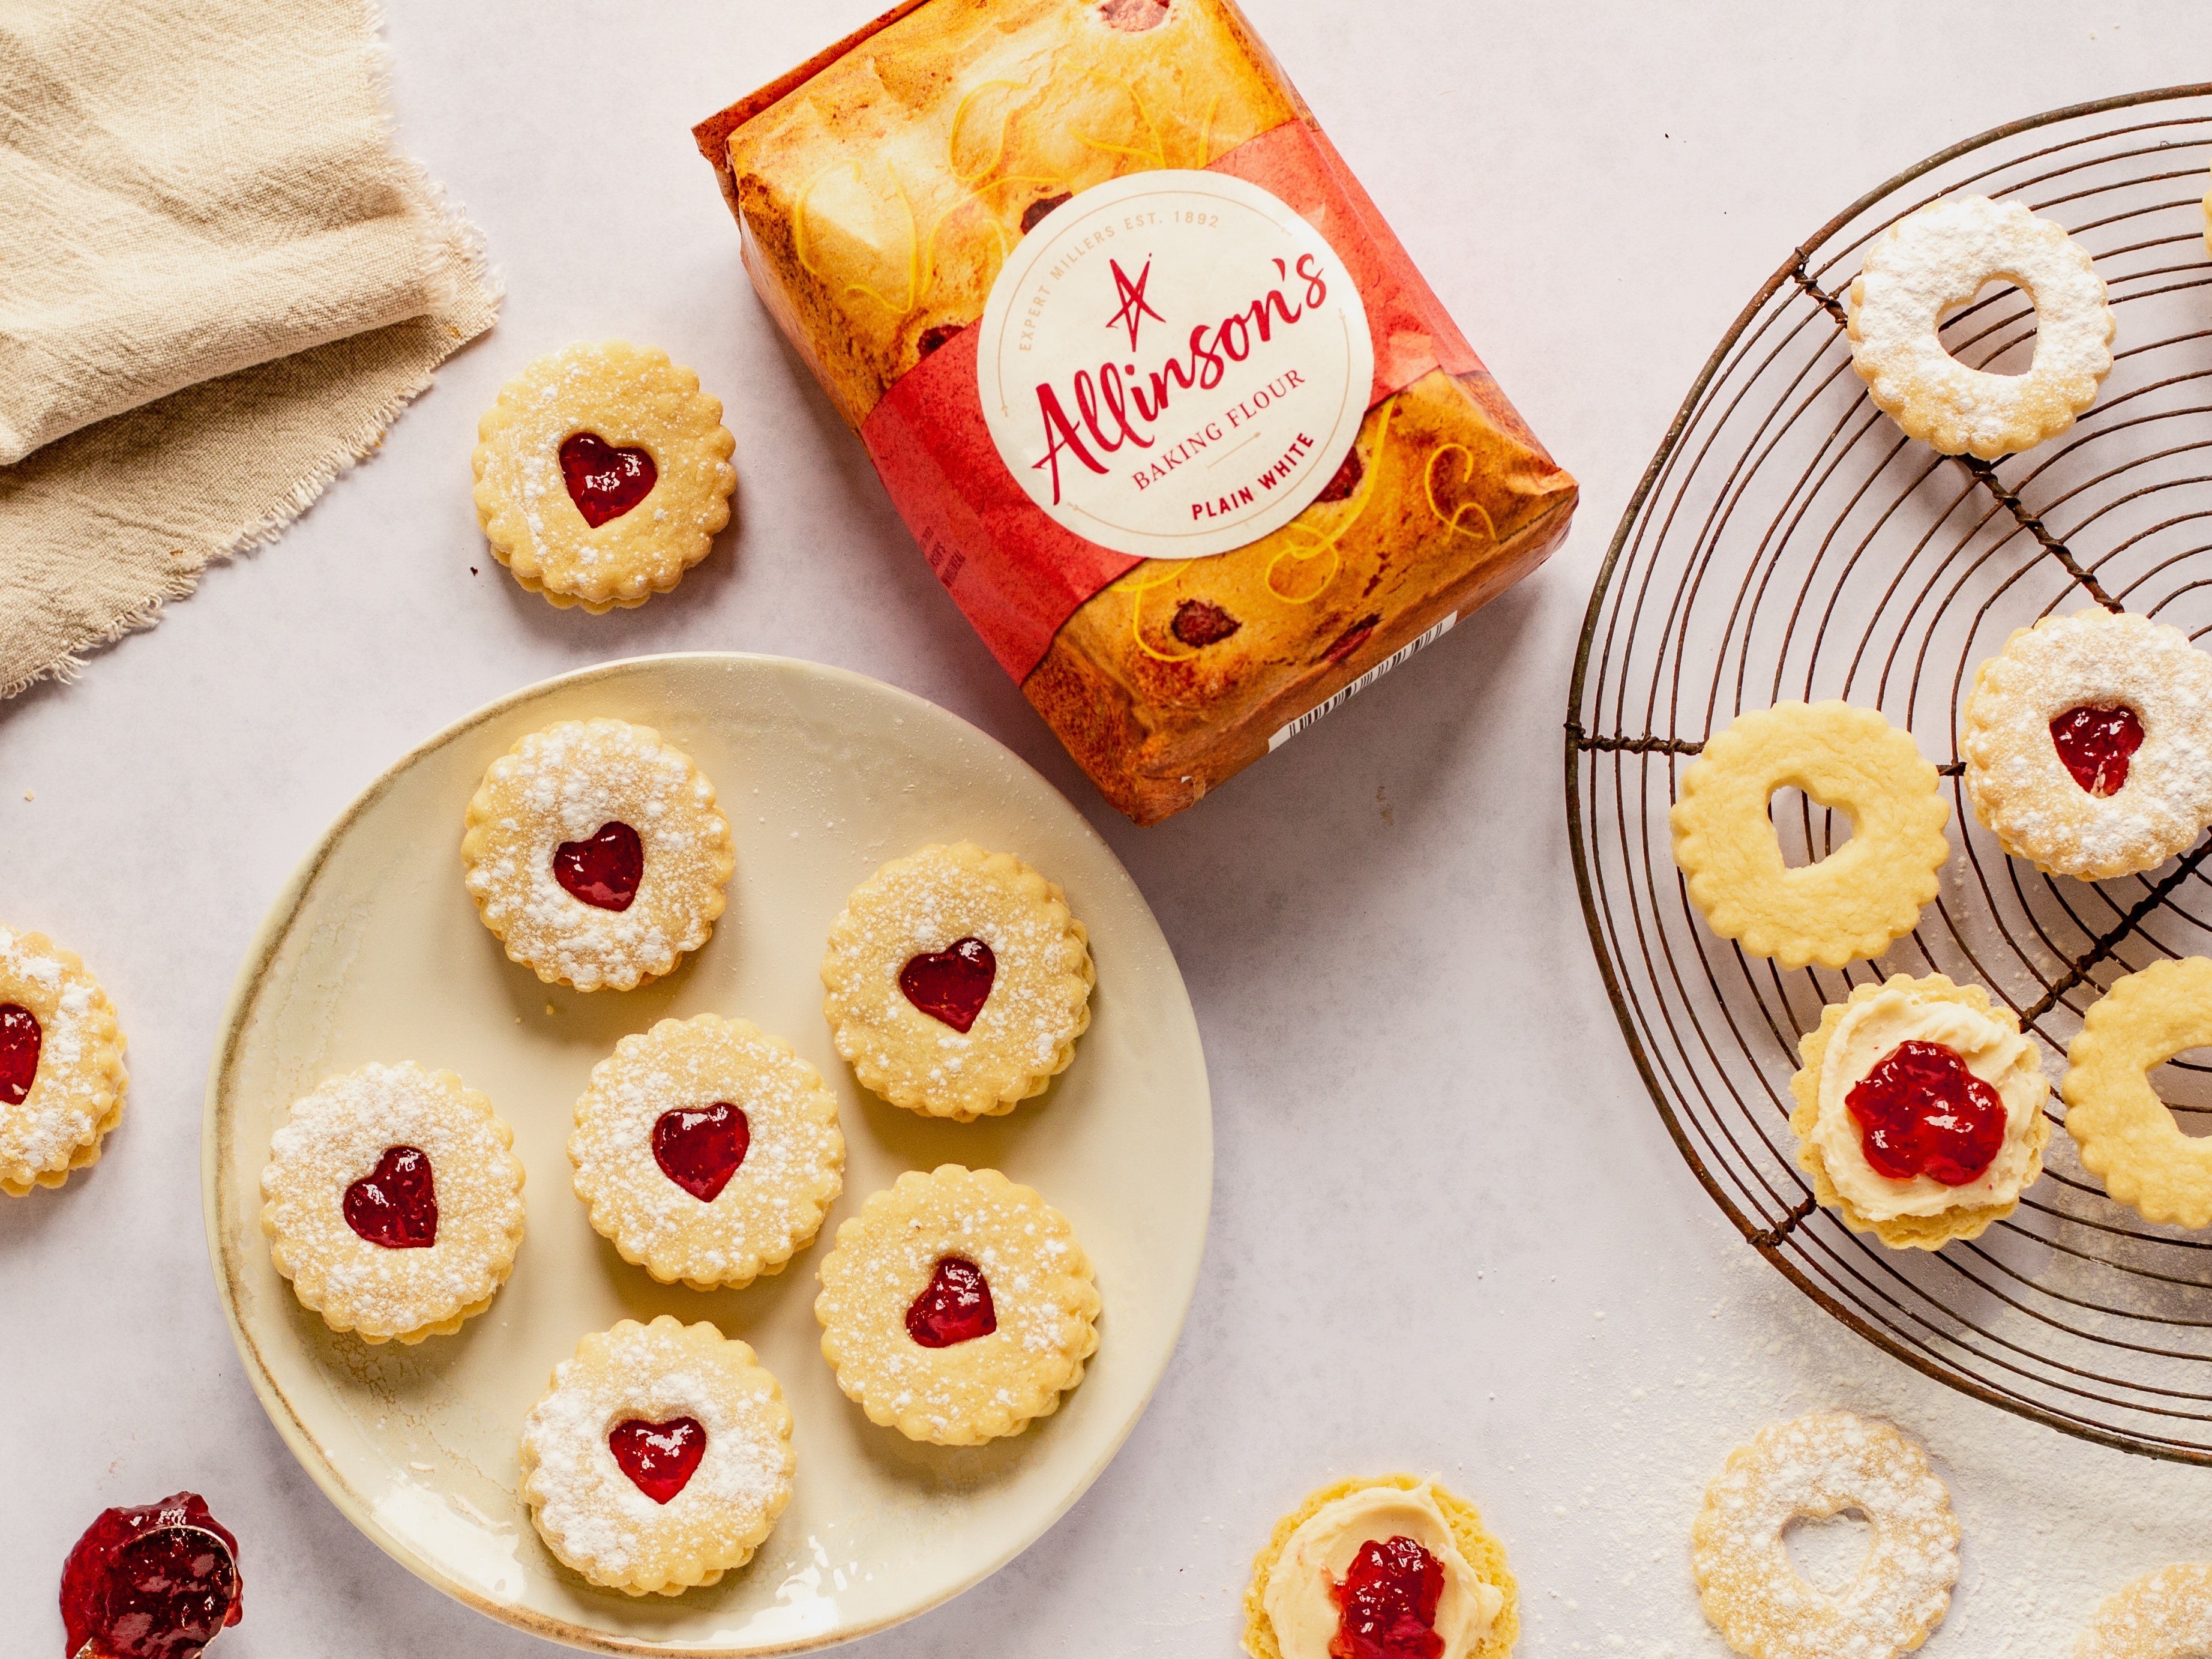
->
[
  {"left": 1670, "top": 702, "right": 1950, "bottom": 969},
  {"left": 814, "top": 1164, "right": 1099, "bottom": 1446},
  {"left": 2075, "top": 1562, "right": 2212, "bottom": 1658},
  {"left": 473, "top": 340, "right": 736, "bottom": 613},
  {"left": 1789, "top": 973, "right": 2051, "bottom": 1249},
  {"left": 1240, "top": 1474, "right": 1518, "bottom": 1659},
  {"left": 822, "top": 842, "right": 1094, "bottom": 1120},
  {"left": 0, "top": 926, "right": 127, "bottom": 1196},
  {"left": 2063, "top": 956, "right": 2212, "bottom": 1229}
]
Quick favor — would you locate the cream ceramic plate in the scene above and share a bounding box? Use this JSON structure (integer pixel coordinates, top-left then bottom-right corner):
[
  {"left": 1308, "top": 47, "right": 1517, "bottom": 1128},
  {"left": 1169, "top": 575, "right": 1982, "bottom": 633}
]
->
[{"left": 203, "top": 654, "right": 1210, "bottom": 1654}]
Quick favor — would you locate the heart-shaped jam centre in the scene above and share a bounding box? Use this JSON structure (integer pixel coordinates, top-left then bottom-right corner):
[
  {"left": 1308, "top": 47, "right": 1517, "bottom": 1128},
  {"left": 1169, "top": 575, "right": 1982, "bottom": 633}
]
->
[
  {"left": 652, "top": 1103, "right": 750, "bottom": 1202},
  {"left": 1332, "top": 1534, "right": 1446, "bottom": 1659},
  {"left": 553, "top": 820, "right": 643, "bottom": 912},
  {"left": 559, "top": 432, "right": 658, "bottom": 528},
  {"left": 343, "top": 1146, "right": 438, "bottom": 1249},
  {"left": 608, "top": 1417, "right": 705, "bottom": 1505},
  {"left": 905, "top": 1255, "right": 997, "bottom": 1347},
  {"left": 60, "top": 1494, "right": 243, "bottom": 1659},
  {"left": 1846, "top": 1040, "right": 2007, "bottom": 1187},
  {"left": 898, "top": 938, "right": 996, "bottom": 1033},
  {"left": 0, "top": 1001, "right": 40, "bottom": 1106},
  {"left": 2050, "top": 703, "right": 2144, "bottom": 798}
]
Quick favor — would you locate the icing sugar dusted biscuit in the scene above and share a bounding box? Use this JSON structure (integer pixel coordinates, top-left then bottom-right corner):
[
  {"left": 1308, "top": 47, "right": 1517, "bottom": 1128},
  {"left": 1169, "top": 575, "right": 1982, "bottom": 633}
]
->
[
  {"left": 1670, "top": 702, "right": 1950, "bottom": 969},
  {"left": 1848, "top": 196, "right": 2113, "bottom": 459},
  {"left": 1789, "top": 974, "right": 2051, "bottom": 1250},
  {"left": 2062, "top": 957, "right": 2212, "bottom": 1229},
  {"left": 0, "top": 926, "right": 127, "bottom": 1196},
  {"left": 2076, "top": 1564, "right": 2212, "bottom": 1658},
  {"left": 1963, "top": 609, "right": 2212, "bottom": 881},
  {"left": 1692, "top": 1411, "right": 1959, "bottom": 1659},
  {"left": 473, "top": 341, "right": 736, "bottom": 612},
  {"left": 1240, "top": 1474, "right": 1517, "bottom": 1659}
]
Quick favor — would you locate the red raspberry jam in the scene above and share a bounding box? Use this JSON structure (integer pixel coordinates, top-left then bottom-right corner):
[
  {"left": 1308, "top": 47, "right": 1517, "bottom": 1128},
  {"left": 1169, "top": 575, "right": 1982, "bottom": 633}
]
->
[
  {"left": 2049, "top": 703, "right": 2144, "bottom": 798},
  {"left": 607, "top": 1417, "right": 705, "bottom": 1505},
  {"left": 558, "top": 432, "right": 657, "bottom": 528},
  {"left": 59, "top": 1493, "right": 241, "bottom": 1659},
  {"left": 906, "top": 1256, "right": 997, "bottom": 1347},
  {"left": 1, "top": 1001, "right": 40, "bottom": 1106},
  {"left": 1331, "top": 1535, "right": 1446, "bottom": 1659},
  {"left": 898, "top": 938, "right": 996, "bottom": 1033},
  {"left": 1845, "top": 1040, "right": 2007, "bottom": 1187},
  {"left": 553, "top": 821, "right": 643, "bottom": 912},
  {"left": 343, "top": 1146, "right": 438, "bottom": 1249},
  {"left": 652, "top": 1103, "right": 750, "bottom": 1203}
]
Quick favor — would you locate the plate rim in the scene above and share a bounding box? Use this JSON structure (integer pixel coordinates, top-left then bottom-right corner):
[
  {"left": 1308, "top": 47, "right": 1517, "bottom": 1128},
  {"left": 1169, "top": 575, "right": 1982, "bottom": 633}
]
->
[{"left": 200, "top": 649, "right": 1212, "bottom": 1655}]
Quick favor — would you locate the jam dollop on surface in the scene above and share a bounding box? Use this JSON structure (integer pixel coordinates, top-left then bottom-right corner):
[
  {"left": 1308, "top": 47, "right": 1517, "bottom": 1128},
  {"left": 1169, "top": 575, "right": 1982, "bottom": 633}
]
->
[
  {"left": 558, "top": 432, "right": 658, "bottom": 528},
  {"left": 608, "top": 1417, "right": 706, "bottom": 1505},
  {"left": 898, "top": 937, "right": 996, "bottom": 1033},
  {"left": 60, "top": 1493, "right": 241, "bottom": 1659},
  {"left": 1845, "top": 1039, "right": 2007, "bottom": 1187},
  {"left": 553, "top": 820, "right": 643, "bottom": 912},
  {"left": 1020, "top": 193, "right": 1072, "bottom": 233},
  {"left": 652, "top": 1103, "right": 750, "bottom": 1203},
  {"left": 1, "top": 1001, "right": 41, "bottom": 1106},
  {"left": 1098, "top": 0, "right": 1171, "bottom": 29},
  {"left": 1330, "top": 1534, "right": 1446, "bottom": 1659},
  {"left": 1173, "top": 598, "right": 1243, "bottom": 647},
  {"left": 906, "top": 1255, "right": 997, "bottom": 1347},
  {"left": 343, "top": 1146, "right": 438, "bottom": 1250},
  {"left": 2049, "top": 703, "right": 2144, "bottom": 798}
]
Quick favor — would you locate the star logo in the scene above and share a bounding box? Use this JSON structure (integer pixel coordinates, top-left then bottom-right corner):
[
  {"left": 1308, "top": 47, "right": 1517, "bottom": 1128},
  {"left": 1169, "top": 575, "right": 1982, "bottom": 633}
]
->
[{"left": 1104, "top": 256, "right": 1164, "bottom": 352}]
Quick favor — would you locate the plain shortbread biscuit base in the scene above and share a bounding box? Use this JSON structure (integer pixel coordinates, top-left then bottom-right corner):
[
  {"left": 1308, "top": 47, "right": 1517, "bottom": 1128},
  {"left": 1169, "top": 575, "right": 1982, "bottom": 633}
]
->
[
  {"left": 2075, "top": 1563, "right": 2212, "bottom": 1658},
  {"left": 0, "top": 925, "right": 127, "bottom": 1196},
  {"left": 518, "top": 1316, "right": 794, "bottom": 1597},
  {"left": 822, "top": 842, "right": 1093, "bottom": 1120},
  {"left": 814, "top": 1164, "right": 1099, "bottom": 1446},
  {"left": 570, "top": 1014, "right": 844, "bottom": 1290},
  {"left": 1239, "top": 1474, "right": 1518, "bottom": 1659},
  {"left": 259, "top": 1061, "right": 526, "bottom": 1343},
  {"left": 1670, "top": 702, "right": 1950, "bottom": 969},
  {"left": 1692, "top": 1411, "right": 1959, "bottom": 1659},
  {"left": 461, "top": 718, "right": 734, "bottom": 992},
  {"left": 473, "top": 341, "right": 736, "bottom": 612},
  {"left": 1847, "top": 196, "right": 2113, "bottom": 459},
  {"left": 1789, "top": 973, "right": 2052, "bottom": 1250},
  {"left": 1962, "top": 609, "right": 2212, "bottom": 880},
  {"left": 2062, "top": 956, "right": 2212, "bottom": 1229}
]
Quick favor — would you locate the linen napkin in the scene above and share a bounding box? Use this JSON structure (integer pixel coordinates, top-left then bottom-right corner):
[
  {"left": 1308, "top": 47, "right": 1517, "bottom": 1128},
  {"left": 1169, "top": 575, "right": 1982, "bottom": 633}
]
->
[{"left": 0, "top": 0, "right": 498, "bottom": 697}]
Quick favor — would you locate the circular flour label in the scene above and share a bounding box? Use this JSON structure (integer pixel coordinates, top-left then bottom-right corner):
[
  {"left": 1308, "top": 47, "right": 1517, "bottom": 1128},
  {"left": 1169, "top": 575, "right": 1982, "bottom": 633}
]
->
[{"left": 975, "top": 169, "right": 1373, "bottom": 562}]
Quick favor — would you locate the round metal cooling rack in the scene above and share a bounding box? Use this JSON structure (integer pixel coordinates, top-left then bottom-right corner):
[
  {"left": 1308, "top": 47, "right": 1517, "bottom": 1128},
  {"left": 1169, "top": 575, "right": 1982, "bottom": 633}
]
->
[{"left": 1567, "top": 85, "right": 2212, "bottom": 1462}]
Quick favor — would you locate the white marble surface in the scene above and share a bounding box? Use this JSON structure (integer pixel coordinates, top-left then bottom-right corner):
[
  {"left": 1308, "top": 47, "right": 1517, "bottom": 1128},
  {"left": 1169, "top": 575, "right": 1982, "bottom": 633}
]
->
[{"left": 7, "top": 2, "right": 2212, "bottom": 1654}]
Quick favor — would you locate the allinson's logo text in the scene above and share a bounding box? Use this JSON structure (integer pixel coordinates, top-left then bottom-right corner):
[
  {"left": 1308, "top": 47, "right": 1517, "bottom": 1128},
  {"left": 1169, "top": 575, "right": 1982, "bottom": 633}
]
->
[{"left": 1029, "top": 251, "right": 1336, "bottom": 520}]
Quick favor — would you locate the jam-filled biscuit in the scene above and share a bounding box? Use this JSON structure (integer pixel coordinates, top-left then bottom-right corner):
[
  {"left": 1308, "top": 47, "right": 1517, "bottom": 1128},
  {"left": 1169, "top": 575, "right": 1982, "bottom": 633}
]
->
[
  {"left": 814, "top": 1165, "right": 1099, "bottom": 1445},
  {"left": 1671, "top": 702, "right": 1950, "bottom": 969},
  {"left": 519, "top": 1316, "right": 794, "bottom": 1597},
  {"left": 0, "top": 925, "right": 127, "bottom": 1196},
  {"left": 2063, "top": 957, "right": 2212, "bottom": 1229},
  {"left": 1692, "top": 1411, "right": 1959, "bottom": 1659},
  {"left": 473, "top": 340, "right": 736, "bottom": 612},
  {"left": 1848, "top": 196, "right": 2113, "bottom": 459},
  {"left": 260, "top": 1061, "right": 526, "bottom": 1343},
  {"left": 1240, "top": 1475, "right": 1517, "bottom": 1659},
  {"left": 821, "top": 842, "right": 1093, "bottom": 1120},
  {"left": 461, "top": 718, "right": 734, "bottom": 992},
  {"left": 1790, "top": 974, "right": 2051, "bottom": 1250},
  {"left": 1963, "top": 609, "right": 2212, "bottom": 881},
  {"left": 570, "top": 1014, "right": 844, "bottom": 1290}
]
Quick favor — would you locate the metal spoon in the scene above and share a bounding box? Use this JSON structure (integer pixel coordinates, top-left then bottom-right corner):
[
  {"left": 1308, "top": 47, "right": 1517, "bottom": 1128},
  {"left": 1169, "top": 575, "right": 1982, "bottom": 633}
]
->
[{"left": 73, "top": 1525, "right": 239, "bottom": 1659}]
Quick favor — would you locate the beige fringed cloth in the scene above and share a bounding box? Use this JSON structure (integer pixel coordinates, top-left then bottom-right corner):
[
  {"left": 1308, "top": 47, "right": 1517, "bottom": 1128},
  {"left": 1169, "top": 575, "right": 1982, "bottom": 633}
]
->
[{"left": 0, "top": 0, "right": 498, "bottom": 697}]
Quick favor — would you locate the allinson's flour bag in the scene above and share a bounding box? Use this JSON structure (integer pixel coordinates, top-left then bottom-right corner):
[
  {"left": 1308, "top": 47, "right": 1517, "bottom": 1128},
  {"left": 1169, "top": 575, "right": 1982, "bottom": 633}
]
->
[{"left": 694, "top": 0, "right": 1576, "bottom": 823}]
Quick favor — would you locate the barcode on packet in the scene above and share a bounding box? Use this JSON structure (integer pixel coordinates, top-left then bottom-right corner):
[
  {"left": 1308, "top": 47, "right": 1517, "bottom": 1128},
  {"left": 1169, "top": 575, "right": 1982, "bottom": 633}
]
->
[{"left": 1267, "top": 613, "right": 1459, "bottom": 752}]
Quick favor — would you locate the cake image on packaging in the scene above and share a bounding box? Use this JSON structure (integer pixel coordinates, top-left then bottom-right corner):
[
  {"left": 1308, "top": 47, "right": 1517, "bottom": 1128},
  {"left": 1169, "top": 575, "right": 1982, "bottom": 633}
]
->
[{"left": 694, "top": 0, "right": 1576, "bottom": 823}]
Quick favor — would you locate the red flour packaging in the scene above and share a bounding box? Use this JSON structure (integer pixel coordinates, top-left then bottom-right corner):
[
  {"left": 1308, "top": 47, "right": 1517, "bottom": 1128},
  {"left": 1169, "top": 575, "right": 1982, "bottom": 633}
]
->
[{"left": 694, "top": 0, "right": 1576, "bottom": 823}]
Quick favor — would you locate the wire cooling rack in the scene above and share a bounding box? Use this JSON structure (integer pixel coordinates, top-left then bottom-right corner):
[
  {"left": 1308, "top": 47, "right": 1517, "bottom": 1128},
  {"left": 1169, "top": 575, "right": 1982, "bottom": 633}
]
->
[{"left": 1567, "top": 85, "right": 2212, "bottom": 1462}]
